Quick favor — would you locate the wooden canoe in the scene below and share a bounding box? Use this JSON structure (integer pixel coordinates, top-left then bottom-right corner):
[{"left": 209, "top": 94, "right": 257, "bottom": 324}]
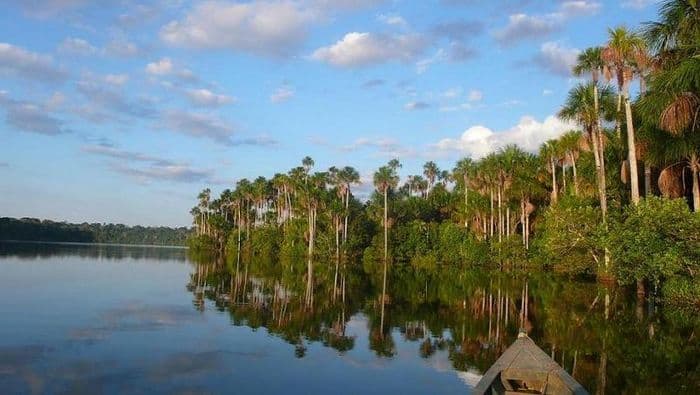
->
[{"left": 472, "top": 332, "right": 589, "bottom": 395}]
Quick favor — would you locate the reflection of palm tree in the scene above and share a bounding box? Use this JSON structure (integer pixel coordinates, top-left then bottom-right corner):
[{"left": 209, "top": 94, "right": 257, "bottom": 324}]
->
[{"left": 374, "top": 160, "right": 400, "bottom": 332}]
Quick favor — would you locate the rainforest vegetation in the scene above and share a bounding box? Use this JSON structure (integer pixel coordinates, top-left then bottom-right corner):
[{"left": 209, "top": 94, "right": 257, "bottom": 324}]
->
[
  {"left": 188, "top": 1, "right": 700, "bottom": 311},
  {"left": 0, "top": 217, "right": 189, "bottom": 246}
]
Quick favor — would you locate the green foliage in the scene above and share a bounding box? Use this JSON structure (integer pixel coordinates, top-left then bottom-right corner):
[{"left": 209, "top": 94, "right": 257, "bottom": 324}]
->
[
  {"left": 662, "top": 277, "right": 700, "bottom": 312},
  {"left": 1, "top": 217, "right": 190, "bottom": 246},
  {"left": 532, "top": 198, "right": 605, "bottom": 276},
  {"left": 610, "top": 197, "right": 700, "bottom": 285}
]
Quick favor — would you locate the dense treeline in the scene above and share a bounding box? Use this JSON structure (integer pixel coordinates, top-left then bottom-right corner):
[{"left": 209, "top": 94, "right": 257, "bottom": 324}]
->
[
  {"left": 189, "top": 1, "right": 700, "bottom": 310},
  {"left": 0, "top": 217, "right": 190, "bottom": 246}
]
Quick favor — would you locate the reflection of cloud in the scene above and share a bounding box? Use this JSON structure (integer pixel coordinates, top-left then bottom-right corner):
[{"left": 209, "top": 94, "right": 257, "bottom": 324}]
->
[{"left": 147, "top": 351, "right": 227, "bottom": 382}]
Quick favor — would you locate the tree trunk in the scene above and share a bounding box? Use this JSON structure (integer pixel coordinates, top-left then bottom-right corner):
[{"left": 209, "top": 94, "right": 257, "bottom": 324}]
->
[
  {"left": 464, "top": 175, "right": 469, "bottom": 228},
  {"left": 497, "top": 185, "right": 503, "bottom": 242},
  {"left": 692, "top": 161, "right": 700, "bottom": 213},
  {"left": 624, "top": 87, "right": 641, "bottom": 205},
  {"left": 381, "top": 188, "right": 388, "bottom": 333},
  {"left": 571, "top": 153, "right": 578, "bottom": 196},
  {"left": 551, "top": 158, "right": 558, "bottom": 204},
  {"left": 490, "top": 188, "right": 494, "bottom": 238}
]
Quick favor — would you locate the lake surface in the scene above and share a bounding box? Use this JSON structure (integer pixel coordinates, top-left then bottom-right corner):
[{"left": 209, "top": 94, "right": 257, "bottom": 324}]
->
[{"left": 1, "top": 242, "right": 698, "bottom": 394}]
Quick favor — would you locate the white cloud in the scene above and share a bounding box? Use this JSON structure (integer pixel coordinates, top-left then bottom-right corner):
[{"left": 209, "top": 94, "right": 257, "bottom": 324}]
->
[
  {"left": 58, "top": 37, "right": 98, "bottom": 55},
  {"left": 533, "top": 41, "right": 580, "bottom": 77},
  {"left": 432, "top": 115, "right": 575, "bottom": 159},
  {"left": 145, "top": 58, "right": 173, "bottom": 75},
  {"left": 163, "top": 110, "right": 236, "bottom": 145},
  {"left": 105, "top": 74, "right": 129, "bottom": 86},
  {"left": 312, "top": 32, "right": 428, "bottom": 68},
  {"left": 0, "top": 91, "right": 69, "bottom": 135},
  {"left": 0, "top": 42, "right": 66, "bottom": 82},
  {"left": 186, "top": 88, "right": 234, "bottom": 107},
  {"left": 494, "top": 14, "right": 559, "bottom": 45},
  {"left": 160, "top": 1, "right": 315, "bottom": 57},
  {"left": 543, "top": 89, "right": 553, "bottom": 96},
  {"left": 494, "top": 2, "right": 600, "bottom": 46},
  {"left": 105, "top": 39, "right": 140, "bottom": 57},
  {"left": 270, "top": 86, "right": 295, "bottom": 103},
  {"left": 442, "top": 87, "right": 462, "bottom": 99},
  {"left": 377, "top": 13, "right": 407, "bottom": 28},
  {"left": 468, "top": 89, "right": 482, "bottom": 102},
  {"left": 560, "top": 1, "right": 601, "bottom": 17}
]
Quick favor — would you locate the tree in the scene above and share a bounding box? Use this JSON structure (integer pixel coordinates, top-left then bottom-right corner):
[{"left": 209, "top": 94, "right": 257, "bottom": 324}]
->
[
  {"left": 559, "top": 82, "right": 617, "bottom": 219},
  {"left": 453, "top": 158, "right": 474, "bottom": 228},
  {"left": 603, "top": 26, "right": 646, "bottom": 205},
  {"left": 373, "top": 159, "right": 400, "bottom": 330},
  {"left": 423, "top": 161, "right": 439, "bottom": 191}
]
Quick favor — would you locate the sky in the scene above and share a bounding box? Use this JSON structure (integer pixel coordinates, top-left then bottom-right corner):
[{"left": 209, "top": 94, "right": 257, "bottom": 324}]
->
[{"left": 0, "top": 0, "right": 659, "bottom": 227}]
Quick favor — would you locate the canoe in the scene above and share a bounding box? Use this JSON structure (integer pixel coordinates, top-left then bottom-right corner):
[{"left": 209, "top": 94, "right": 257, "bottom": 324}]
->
[{"left": 472, "top": 332, "right": 589, "bottom": 395}]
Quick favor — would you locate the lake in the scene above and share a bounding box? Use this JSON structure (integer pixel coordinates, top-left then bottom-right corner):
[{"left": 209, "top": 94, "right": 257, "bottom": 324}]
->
[{"left": 0, "top": 242, "right": 698, "bottom": 394}]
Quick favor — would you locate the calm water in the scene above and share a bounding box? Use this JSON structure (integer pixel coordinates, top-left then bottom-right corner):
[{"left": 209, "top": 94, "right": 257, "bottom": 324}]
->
[{"left": 1, "top": 242, "right": 698, "bottom": 394}]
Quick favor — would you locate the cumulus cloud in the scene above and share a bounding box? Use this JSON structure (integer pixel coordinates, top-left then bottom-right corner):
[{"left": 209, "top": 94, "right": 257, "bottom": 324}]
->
[
  {"left": 533, "top": 41, "right": 580, "bottom": 77},
  {"left": 105, "top": 39, "right": 141, "bottom": 58},
  {"left": 58, "top": 37, "right": 98, "bottom": 55},
  {"left": 377, "top": 13, "right": 407, "bottom": 28},
  {"left": 7, "top": 0, "right": 93, "bottom": 18},
  {"left": 432, "top": 115, "right": 575, "bottom": 159},
  {"left": 162, "top": 110, "right": 236, "bottom": 145},
  {"left": 494, "top": 1, "right": 600, "bottom": 46},
  {"left": 104, "top": 74, "right": 129, "bottom": 86},
  {"left": 494, "top": 14, "right": 559, "bottom": 45},
  {"left": 270, "top": 86, "right": 295, "bottom": 103},
  {"left": 186, "top": 89, "right": 234, "bottom": 107},
  {"left": 0, "top": 42, "right": 67, "bottom": 82},
  {"left": 160, "top": 1, "right": 315, "bottom": 57},
  {"left": 0, "top": 91, "right": 70, "bottom": 135},
  {"left": 76, "top": 80, "right": 157, "bottom": 119},
  {"left": 312, "top": 32, "right": 428, "bottom": 68},
  {"left": 82, "top": 142, "right": 217, "bottom": 184},
  {"left": 146, "top": 58, "right": 174, "bottom": 75}
]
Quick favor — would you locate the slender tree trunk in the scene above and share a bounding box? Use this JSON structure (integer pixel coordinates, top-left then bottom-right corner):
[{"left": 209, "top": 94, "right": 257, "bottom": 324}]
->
[
  {"left": 381, "top": 188, "right": 388, "bottom": 333},
  {"left": 692, "top": 158, "right": 700, "bottom": 212},
  {"left": 644, "top": 164, "right": 652, "bottom": 197},
  {"left": 497, "top": 185, "right": 503, "bottom": 242},
  {"left": 551, "top": 158, "right": 558, "bottom": 204},
  {"left": 615, "top": 92, "right": 622, "bottom": 138},
  {"left": 520, "top": 199, "right": 526, "bottom": 247},
  {"left": 490, "top": 188, "right": 494, "bottom": 238},
  {"left": 464, "top": 175, "right": 469, "bottom": 228},
  {"left": 624, "top": 86, "right": 641, "bottom": 205},
  {"left": 571, "top": 153, "right": 578, "bottom": 196}
]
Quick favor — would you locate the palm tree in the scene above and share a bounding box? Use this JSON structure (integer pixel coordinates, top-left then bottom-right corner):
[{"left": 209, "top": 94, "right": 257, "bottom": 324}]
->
[
  {"left": 373, "top": 160, "right": 400, "bottom": 331},
  {"left": 453, "top": 158, "right": 474, "bottom": 228},
  {"left": 339, "top": 166, "right": 360, "bottom": 246},
  {"left": 540, "top": 140, "right": 559, "bottom": 204},
  {"left": 423, "top": 161, "right": 439, "bottom": 191},
  {"left": 559, "top": 82, "right": 617, "bottom": 219},
  {"left": 603, "top": 26, "right": 646, "bottom": 205},
  {"left": 559, "top": 131, "right": 584, "bottom": 196}
]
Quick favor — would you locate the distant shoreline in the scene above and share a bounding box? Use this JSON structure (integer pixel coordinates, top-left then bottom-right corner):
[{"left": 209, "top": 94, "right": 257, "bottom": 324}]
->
[{"left": 0, "top": 240, "right": 189, "bottom": 249}]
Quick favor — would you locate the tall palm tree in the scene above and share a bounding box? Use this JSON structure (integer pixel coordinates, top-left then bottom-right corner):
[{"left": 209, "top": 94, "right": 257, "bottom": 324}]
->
[
  {"left": 373, "top": 160, "right": 400, "bottom": 331},
  {"left": 559, "top": 83, "right": 617, "bottom": 218},
  {"left": 540, "top": 140, "right": 559, "bottom": 205},
  {"left": 453, "top": 158, "right": 474, "bottom": 228},
  {"left": 339, "top": 166, "right": 360, "bottom": 246},
  {"left": 603, "top": 26, "right": 646, "bottom": 205},
  {"left": 423, "top": 161, "right": 439, "bottom": 191},
  {"left": 559, "top": 131, "right": 584, "bottom": 196}
]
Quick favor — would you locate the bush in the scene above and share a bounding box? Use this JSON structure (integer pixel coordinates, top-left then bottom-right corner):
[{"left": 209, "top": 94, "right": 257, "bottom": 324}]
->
[
  {"left": 610, "top": 197, "right": 700, "bottom": 286},
  {"left": 532, "top": 202, "right": 605, "bottom": 276},
  {"left": 662, "top": 277, "right": 700, "bottom": 311}
]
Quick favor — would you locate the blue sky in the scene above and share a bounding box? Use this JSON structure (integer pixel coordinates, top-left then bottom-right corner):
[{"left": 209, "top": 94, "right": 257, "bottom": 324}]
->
[{"left": 0, "top": 0, "right": 658, "bottom": 226}]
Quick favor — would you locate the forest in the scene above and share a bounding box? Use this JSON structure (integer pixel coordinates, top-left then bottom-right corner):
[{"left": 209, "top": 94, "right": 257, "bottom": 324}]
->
[
  {"left": 188, "top": 1, "right": 700, "bottom": 311},
  {"left": 0, "top": 217, "right": 190, "bottom": 246}
]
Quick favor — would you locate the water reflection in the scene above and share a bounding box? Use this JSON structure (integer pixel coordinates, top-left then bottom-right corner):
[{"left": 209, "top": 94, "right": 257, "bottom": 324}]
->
[
  {"left": 0, "top": 241, "right": 187, "bottom": 261},
  {"left": 187, "top": 254, "right": 700, "bottom": 394}
]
